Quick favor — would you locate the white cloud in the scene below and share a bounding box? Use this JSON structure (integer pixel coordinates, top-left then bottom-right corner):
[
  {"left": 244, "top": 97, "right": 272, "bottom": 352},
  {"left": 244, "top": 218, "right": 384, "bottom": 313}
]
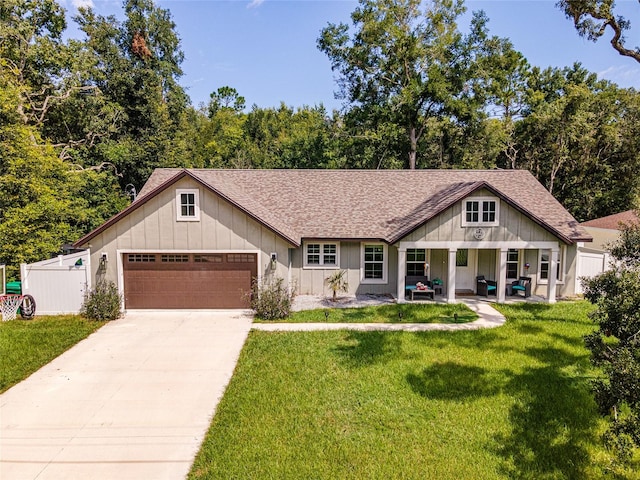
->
[
  {"left": 247, "top": 0, "right": 265, "bottom": 9},
  {"left": 72, "top": 0, "right": 94, "bottom": 8},
  {"left": 597, "top": 64, "right": 640, "bottom": 88}
]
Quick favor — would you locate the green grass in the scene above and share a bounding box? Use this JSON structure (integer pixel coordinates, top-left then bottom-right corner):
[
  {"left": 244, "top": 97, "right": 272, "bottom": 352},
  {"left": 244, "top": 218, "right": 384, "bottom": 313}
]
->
[
  {"left": 190, "top": 300, "right": 640, "bottom": 479},
  {"left": 0, "top": 315, "right": 105, "bottom": 393},
  {"left": 256, "top": 303, "right": 477, "bottom": 323}
]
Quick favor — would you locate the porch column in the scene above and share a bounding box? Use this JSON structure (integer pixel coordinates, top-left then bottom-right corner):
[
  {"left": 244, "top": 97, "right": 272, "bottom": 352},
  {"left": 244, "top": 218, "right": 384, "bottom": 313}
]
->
[
  {"left": 397, "top": 247, "right": 406, "bottom": 303},
  {"left": 497, "top": 248, "right": 508, "bottom": 303},
  {"left": 447, "top": 248, "right": 457, "bottom": 303},
  {"left": 547, "top": 248, "right": 558, "bottom": 304}
]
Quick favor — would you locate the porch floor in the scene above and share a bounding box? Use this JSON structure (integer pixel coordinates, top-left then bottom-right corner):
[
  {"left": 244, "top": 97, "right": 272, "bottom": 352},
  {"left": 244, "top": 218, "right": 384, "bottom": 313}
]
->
[{"left": 405, "top": 293, "right": 547, "bottom": 304}]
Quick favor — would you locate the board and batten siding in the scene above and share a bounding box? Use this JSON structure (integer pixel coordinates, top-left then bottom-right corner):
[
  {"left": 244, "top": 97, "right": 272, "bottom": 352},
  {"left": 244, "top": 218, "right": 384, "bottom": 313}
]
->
[
  {"left": 399, "top": 190, "right": 578, "bottom": 297},
  {"left": 291, "top": 241, "right": 398, "bottom": 296},
  {"left": 81, "top": 177, "right": 294, "bottom": 288}
]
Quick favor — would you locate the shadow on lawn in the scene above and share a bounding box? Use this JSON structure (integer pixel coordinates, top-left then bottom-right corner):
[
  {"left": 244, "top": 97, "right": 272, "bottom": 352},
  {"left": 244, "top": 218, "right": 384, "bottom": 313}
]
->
[
  {"left": 497, "top": 343, "right": 598, "bottom": 478},
  {"left": 333, "top": 331, "right": 404, "bottom": 367},
  {"left": 407, "top": 362, "right": 501, "bottom": 400},
  {"left": 407, "top": 337, "right": 599, "bottom": 478}
]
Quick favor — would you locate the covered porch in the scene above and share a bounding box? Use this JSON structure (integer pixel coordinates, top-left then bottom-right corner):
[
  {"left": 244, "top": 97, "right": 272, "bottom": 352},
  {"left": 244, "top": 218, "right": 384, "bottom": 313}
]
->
[{"left": 396, "top": 241, "right": 562, "bottom": 304}]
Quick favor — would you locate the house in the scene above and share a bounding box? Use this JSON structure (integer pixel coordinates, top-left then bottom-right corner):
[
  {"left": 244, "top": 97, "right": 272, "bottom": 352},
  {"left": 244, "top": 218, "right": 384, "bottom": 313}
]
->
[
  {"left": 73, "top": 169, "right": 592, "bottom": 309},
  {"left": 575, "top": 210, "right": 638, "bottom": 294},
  {"left": 580, "top": 210, "right": 638, "bottom": 252}
]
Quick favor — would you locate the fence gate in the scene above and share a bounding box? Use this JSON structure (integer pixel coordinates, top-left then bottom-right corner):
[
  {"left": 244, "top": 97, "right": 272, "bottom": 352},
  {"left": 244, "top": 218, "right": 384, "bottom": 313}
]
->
[{"left": 20, "top": 251, "right": 90, "bottom": 315}]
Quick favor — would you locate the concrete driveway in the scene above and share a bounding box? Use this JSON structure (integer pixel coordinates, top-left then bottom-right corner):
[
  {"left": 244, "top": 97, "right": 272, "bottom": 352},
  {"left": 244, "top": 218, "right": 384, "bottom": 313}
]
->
[{"left": 0, "top": 310, "right": 253, "bottom": 480}]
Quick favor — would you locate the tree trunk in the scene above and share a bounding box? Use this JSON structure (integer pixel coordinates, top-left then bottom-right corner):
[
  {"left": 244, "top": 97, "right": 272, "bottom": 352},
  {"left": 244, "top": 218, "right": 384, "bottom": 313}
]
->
[{"left": 409, "top": 125, "right": 417, "bottom": 169}]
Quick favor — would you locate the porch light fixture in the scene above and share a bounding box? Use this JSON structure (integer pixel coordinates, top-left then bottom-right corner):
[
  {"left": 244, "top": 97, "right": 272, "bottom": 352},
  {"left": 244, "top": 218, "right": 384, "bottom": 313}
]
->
[{"left": 99, "top": 252, "right": 108, "bottom": 269}]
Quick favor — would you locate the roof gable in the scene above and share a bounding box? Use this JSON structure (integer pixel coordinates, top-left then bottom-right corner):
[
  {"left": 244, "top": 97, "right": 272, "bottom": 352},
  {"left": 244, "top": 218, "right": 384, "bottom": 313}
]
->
[{"left": 76, "top": 168, "right": 592, "bottom": 247}]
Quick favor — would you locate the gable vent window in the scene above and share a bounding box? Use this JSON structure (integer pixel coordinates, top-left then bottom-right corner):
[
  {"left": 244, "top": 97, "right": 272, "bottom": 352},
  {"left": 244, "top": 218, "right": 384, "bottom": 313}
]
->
[
  {"left": 462, "top": 197, "right": 499, "bottom": 227},
  {"left": 176, "top": 189, "right": 200, "bottom": 221}
]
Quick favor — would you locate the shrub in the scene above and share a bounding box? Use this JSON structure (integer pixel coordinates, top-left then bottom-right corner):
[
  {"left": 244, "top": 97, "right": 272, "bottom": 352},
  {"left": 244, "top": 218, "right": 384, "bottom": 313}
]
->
[
  {"left": 80, "top": 280, "right": 122, "bottom": 321},
  {"left": 325, "top": 269, "right": 349, "bottom": 301},
  {"left": 249, "top": 276, "right": 295, "bottom": 320}
]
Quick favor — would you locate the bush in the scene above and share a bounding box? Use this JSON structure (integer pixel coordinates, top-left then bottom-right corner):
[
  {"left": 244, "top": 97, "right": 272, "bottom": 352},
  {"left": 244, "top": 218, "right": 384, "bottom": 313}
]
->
[
  {"left": 249, "top": 276, "right": 295, "bottom": 320},
  {"left": 80, "top": 280, "right": 122, "bottom": 321},
  {"left": 325, "top": 270, "right": 349, "bottom": 301}
]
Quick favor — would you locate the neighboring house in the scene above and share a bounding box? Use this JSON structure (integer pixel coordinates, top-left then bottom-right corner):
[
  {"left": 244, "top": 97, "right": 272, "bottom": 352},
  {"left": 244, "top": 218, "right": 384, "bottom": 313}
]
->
[
  {"left": 575, "top": 210, "right": 639, "bottom": 294},
  {"left": 580, "top": 210, "right": 638, "bottom": 252},
  {"left": 73, "top": 169, "right": 592, "bottom": 309}
]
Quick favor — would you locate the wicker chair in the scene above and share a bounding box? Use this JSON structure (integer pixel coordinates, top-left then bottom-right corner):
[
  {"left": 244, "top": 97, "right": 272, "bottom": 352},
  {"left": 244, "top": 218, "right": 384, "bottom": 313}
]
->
[
  {"left": 476, "top": 275, "right": 497, "bottom": 297},
  {"left": 511, "top": 277, "right": 532, "bottom": 298}
]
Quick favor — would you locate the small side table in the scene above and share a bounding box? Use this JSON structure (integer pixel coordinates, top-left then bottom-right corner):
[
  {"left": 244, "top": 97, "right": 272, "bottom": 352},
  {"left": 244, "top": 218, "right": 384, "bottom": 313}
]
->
[{"left": 433, "top": 285, "right": 443, "bottom": 296}]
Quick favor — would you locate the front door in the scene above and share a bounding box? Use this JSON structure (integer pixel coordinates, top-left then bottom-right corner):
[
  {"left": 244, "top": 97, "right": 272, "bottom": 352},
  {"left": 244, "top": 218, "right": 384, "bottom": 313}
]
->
[{"left": 455, "top": 249, "right": 477, "bottom": 292}]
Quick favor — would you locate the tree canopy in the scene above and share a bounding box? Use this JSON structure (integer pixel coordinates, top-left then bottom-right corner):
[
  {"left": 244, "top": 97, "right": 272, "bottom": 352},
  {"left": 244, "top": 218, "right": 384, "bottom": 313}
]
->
[
  {"left": 1, "top": 0, "right": 640, "bottom": 279},
  {"left": 559, "top": 0, "right": 640, "bottom": 62}
]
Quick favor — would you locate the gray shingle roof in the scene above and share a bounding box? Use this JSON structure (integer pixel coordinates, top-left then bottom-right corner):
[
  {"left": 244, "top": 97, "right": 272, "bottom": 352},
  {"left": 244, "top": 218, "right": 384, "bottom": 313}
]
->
[{"left": 131, "top": 168, "right": 591, "bottom": 246}]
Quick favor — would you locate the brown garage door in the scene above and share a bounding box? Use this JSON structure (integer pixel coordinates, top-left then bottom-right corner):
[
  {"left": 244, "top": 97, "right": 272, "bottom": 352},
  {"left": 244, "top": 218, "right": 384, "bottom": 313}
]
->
[{"left": 123, "top": 253, "right": 257, "bottom": 309}]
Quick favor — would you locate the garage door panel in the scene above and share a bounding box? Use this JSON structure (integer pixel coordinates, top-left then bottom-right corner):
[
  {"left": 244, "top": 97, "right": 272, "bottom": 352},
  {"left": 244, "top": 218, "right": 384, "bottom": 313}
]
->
[{"left": 123, "top": 253, "right": 256, "bottom": 309}]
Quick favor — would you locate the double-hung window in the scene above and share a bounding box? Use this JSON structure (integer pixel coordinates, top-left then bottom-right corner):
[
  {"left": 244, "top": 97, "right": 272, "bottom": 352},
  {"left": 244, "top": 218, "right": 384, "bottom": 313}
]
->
[
  {"left": 304, "top": 242, "right": 339, "bottom": 268},
  {"left": 538, "top": 247, "right": 565, "bottom": 283},
  {"left": 406, "top": 248, "right": 427, "bottom": 276},
  {"left": 462, "top": 197, "right": 499, "bottom": 227},
  {"left": 176, "top": 189, "right": 200, "bottom": 221},
  {"left": 506, "top": 249, "right": 519, "bottom": 280},
  {"left": 362, "top": 243, "right": 387, "bottom": 283}
]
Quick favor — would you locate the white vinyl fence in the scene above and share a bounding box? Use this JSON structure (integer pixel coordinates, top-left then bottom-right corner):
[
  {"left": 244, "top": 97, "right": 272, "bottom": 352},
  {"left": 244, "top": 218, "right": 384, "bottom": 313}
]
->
[
  {"left": 20, "top": 251, "right": 91, "bottom": 315},
  {"left": 575, "top": 247, "right": 610, "bottom": 295}
]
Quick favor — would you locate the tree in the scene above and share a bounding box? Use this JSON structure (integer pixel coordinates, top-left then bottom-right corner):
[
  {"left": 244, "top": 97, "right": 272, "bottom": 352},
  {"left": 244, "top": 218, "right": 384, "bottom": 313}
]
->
[
  {"left": 318, "top": 0, "right": 503, "bottom": 169},
  {"left": 515, "top": 64, "right": 640, "bottom": 221},
  {"left": 558, "top": 0, "right": 640, "bottom": 62},
  {"left": 582, "top": 217, "right": 640, "bottom": 465},
  {"left": 208, "top": 86, "right": 245, "bottom": 117},
  {"left": 74, "top": 0, "right": 191, "bottom": 189},
  {"left": 0, "top": 68, "right": 127, "bottom": 279}
]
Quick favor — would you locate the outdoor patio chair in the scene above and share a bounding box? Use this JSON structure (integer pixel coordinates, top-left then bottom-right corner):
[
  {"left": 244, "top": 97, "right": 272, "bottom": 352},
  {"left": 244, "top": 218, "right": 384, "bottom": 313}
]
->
[
  {"left": 476, "top": 275, "right": 497, "bottom": 297},
  {"left": 511, "top": 276, "right": 532, "bottom": 298}
]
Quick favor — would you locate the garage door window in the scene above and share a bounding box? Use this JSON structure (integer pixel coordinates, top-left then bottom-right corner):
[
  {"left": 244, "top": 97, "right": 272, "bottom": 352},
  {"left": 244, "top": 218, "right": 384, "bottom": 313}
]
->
[
  {"left": 161, "top": 254, "right": 189, "bottom": 263},
  {"left": 194, "top": 254, "right": 223, "bottom": 263},
  {"left": 128, "top": 254, "right": 156, "bottom": 262},
  {"left": 227, "top": 253, "right": 255, "bottom": 263}
]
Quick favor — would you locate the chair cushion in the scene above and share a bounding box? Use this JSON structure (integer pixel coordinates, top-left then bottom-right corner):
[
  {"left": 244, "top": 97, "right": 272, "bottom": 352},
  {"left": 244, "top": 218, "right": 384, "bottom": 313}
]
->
[
  {"left": 512, "top": 285, "right": 525, "bottom": 291},
  {"left": 487, "top": 285, "right": 496, "bottom": 291}
]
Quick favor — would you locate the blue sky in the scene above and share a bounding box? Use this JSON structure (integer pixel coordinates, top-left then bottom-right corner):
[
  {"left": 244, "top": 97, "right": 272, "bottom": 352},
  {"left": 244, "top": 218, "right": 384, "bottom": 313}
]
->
[{"left": 62, "top": 0, "right": 640, "bottom": 110}]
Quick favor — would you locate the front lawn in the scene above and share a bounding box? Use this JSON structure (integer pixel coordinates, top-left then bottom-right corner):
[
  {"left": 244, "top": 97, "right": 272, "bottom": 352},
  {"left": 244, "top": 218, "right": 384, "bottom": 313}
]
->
[
  {"left": 256, "top": 303, "right": 477, "bottom": 323},
  {"left": 190, "top": 301, "right": 640, "bottom": 479},
  {"left": 0, "top": 316, "right": 105, "bottom": 393}
]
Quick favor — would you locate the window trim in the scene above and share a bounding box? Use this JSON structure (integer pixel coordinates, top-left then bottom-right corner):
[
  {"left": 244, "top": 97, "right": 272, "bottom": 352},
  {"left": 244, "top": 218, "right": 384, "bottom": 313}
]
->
[
  {"left": 303, "top": 242, "right": 340, "bottom": 269},
  {"left": 461, "top": 196, "right": 499, "bottom": 227},
  {"left": 361, "top": 243, "right": 388, "bottom": 284},
  {"left": 176, "top": 188, "right": 200, "bottom": 222},
  {"left": 537, "top": 247, "right": 565, "bottom": 285},
  {"left": 406, "top": 248, "right": 428, "bottom": 276},
  {"left": 506, "top": 248, "right": 521, "bottom": 281}
]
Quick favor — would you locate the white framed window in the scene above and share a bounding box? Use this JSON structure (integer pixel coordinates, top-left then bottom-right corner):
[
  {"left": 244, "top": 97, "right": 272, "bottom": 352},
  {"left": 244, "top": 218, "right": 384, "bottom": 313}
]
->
[
  {"left": 361, "top": 243, "right": 388, "bottom": 284},
  {"left": 461, "top": 197, "right": 499, "bottom": 227},
  {"left": 304, "top": 242, "right": 339, "bottom": 268},
  {"left": 406, "top": 248, "right": 427, "bottom": 276},
  {"left": 538, "top": 247, "right": 565, "bottom": 284},
  {"left": 506, "top": 249, "right": 520, "bottom": 280},
  {"left": 176, "top": 189, "right": 200, "bottom": 221}
]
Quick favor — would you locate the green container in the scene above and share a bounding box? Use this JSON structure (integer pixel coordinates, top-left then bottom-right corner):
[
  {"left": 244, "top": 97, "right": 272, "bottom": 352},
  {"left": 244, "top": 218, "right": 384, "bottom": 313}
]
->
[{"left": 5, "top": 281, "right": 21, "bottom": 295}]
